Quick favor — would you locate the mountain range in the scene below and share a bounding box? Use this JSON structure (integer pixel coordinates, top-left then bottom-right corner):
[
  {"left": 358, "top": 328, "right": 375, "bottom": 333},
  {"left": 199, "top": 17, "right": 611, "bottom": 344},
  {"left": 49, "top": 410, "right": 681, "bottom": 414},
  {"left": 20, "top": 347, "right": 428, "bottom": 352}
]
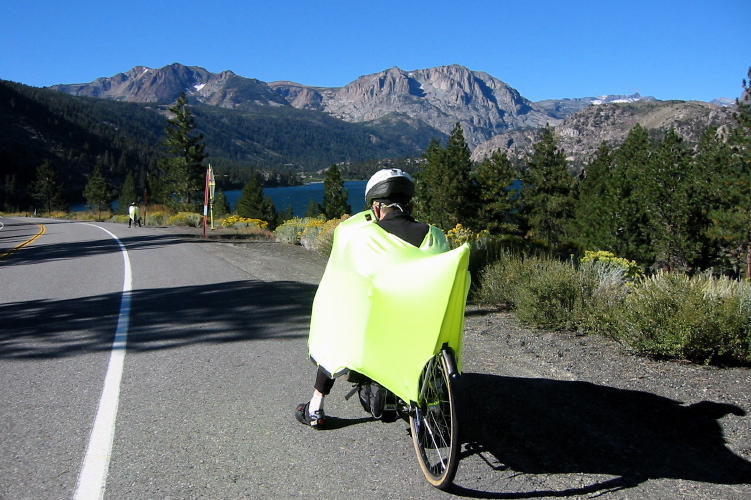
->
[{"left": 47, "top": 62, "right": 739, "bottom": 169}]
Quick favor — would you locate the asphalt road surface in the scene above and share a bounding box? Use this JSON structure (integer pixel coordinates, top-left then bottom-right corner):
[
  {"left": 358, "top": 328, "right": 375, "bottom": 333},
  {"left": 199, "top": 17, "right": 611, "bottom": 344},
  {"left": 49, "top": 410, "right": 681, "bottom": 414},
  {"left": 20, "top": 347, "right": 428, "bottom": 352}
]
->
[{"left": 1, "top": 217, "right": 750, "bottom": 499}]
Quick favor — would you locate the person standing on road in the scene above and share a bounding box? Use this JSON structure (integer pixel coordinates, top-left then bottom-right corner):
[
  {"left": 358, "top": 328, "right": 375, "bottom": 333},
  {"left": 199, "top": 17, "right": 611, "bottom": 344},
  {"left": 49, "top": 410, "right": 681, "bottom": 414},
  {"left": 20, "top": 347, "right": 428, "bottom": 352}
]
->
[
  {"left": 128, "top": 202, "right": 141, "bottom": 228},
  {"left": 295, "top": 168, "right": 450, "bottom": 428}
]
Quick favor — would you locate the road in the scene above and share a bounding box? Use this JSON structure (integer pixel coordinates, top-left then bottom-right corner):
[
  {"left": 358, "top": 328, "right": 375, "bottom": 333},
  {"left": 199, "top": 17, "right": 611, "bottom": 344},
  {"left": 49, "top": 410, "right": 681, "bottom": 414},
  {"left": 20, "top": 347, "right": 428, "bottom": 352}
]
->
[{"left": 1, "top": 216, "right": 750, "bottom": 499}]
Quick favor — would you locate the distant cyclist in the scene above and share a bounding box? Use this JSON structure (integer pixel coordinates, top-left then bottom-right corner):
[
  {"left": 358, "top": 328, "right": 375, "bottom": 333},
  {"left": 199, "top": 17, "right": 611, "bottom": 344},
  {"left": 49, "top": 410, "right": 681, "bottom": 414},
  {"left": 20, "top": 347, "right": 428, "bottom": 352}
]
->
[
  {"left": 128, "top": 202, "right": 141, "bottom": 228},
  {"left": 296, "top": 168, "right": 449, "bottom": 428}
]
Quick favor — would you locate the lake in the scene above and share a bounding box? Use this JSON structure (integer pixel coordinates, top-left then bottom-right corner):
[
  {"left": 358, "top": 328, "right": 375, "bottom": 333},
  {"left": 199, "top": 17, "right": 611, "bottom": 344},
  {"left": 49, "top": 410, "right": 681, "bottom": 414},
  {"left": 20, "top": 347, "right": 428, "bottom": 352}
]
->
[
  {"left": 71, "top": 180, "right": 368, "bottom": 216},
  {"left": 226, "top": 180, "right": 368, "bottom": 217}
]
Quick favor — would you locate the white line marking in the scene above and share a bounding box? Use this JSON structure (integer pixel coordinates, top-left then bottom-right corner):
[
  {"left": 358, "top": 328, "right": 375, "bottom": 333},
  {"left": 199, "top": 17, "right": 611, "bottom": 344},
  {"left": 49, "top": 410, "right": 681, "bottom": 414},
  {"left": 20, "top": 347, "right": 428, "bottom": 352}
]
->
[{"left": 74, "top": 224, "right": 132, "bottom": 500}]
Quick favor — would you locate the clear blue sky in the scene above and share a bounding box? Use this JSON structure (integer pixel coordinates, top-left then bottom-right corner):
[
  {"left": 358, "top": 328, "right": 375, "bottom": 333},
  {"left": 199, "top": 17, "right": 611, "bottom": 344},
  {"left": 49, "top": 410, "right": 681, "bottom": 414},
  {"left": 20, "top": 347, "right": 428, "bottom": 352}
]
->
[{"left": 2, "top": 0, "right": 748, "bottom": 102}]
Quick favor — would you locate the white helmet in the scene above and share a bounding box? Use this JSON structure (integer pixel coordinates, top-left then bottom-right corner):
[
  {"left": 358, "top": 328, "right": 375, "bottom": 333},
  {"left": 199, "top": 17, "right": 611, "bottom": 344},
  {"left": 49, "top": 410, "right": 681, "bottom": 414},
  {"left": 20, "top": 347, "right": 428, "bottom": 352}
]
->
[{"left": 365, "top": 168, "right": 415, "bottom": 204}]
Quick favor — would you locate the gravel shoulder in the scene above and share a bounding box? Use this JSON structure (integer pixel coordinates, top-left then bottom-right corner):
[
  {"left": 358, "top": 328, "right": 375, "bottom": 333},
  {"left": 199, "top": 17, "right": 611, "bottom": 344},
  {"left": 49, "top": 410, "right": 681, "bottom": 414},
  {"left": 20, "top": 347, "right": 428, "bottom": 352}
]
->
[{"left": 170, "top": 227, "right": 751, "bottom": 498}]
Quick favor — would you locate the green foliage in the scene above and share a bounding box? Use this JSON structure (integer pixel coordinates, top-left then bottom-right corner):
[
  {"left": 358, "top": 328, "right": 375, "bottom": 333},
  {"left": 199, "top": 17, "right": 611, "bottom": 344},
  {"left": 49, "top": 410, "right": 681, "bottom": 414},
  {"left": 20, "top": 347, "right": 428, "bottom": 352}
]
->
[
  {"left": 475, "top": 251, "right": 751, "bottom": 365},
  {"left": 0, "top": 80, "right": 163, "bottom": 208},
  {"left": 212, "top": 189, "right": 230, "bottom": 218},
  {"left": 318, "top": 164, "right": 351, "bottom": 219},
  {"left": 117, "top": 172, "right": 139, "bottom": 215},
  {"left": 235, "top": 175, "right": 277, "bottom": 228},
  {"left": 30, "top": 160, "right": 67, "bottom": 215},
  {"left": 473, "top": 150, "right": 521, "bottom": 233},
  {"left": 570, "top": 143, "right": 620, "bottom": 250},
  {"left": 415, "top": 123, "right": 475, "bottom": 230},
  {"left": 519, "top": 126, "right": 575, "bottom": 247},
  {"left": 167, "top": 212, "right": 203, "bottom": 227},
  {"left": 618, "top": 272, "right": 751, "bottom": 364},
  {"left": 608, "top": 123, "right": 654, "bottom": 264},
  {"left": 158, "top": 92, "right": 208, "bottom": 210},
  {"left": 82, "top": 164, "right": 114, "bottom": 220}
]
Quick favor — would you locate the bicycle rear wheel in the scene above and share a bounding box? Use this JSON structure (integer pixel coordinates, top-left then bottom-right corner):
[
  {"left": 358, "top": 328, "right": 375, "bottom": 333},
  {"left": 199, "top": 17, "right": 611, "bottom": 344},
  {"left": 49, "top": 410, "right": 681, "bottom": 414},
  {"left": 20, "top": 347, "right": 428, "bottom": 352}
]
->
[{"left": 409, "top": 349, "right": 459, "bottom": 489}]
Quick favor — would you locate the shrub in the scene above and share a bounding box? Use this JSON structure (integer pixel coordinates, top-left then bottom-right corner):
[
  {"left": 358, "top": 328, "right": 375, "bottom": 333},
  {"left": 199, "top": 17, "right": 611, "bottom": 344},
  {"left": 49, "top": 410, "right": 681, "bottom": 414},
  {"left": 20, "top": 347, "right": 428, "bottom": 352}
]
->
[
  {"left": 145, "top": 211, "right": 170, "bottom": 226},
  {"left": 513, "top": 257, "right": 583, "bottom": 330},
  {"left": 274, "top": 217, "right": 327, "bottom": 246},
  {"left": 300, "top": 218, "right": 327, "bottom": 250},
  {"left": 311, "top": 215, "right": 349, "bottom": 256},
  {"left": 581, "top": 250, "right": 642, "bottom": 281},
  {"left": 109, "top": 214, "right": 130, "bottom": 224},
  {"left": 618, "top": 272, "right": 751, "bottom": 364},
  {"left": 221, "top": 215, "right": 269, "bottom": 230},
  {"left": 168, "top": 212, "right": 203, "bottom": 227}
]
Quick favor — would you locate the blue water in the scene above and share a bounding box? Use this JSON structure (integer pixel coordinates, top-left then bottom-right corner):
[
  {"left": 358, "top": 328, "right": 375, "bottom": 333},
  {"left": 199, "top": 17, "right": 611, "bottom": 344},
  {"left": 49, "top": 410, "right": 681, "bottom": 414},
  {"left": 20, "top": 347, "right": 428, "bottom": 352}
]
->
[
  {"left": 71, "top": 180, "right": 368, "bottom": 216},
  {"left": 226, "top": 180, "right": 368, "bottom": 217}
]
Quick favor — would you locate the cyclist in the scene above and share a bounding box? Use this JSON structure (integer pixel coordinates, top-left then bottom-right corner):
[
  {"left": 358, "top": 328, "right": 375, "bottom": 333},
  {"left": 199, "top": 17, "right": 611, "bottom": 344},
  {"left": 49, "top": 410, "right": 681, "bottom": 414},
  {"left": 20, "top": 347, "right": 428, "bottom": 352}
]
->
[{"left": 296, "top": 168, "right": 449, "bottom": 428}]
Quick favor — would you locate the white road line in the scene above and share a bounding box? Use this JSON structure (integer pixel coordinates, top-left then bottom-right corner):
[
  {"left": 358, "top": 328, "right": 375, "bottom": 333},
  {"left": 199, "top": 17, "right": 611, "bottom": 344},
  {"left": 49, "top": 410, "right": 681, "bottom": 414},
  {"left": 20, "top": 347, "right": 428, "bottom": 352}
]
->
[{"left": 74, "top": 224, "right": 132, "bottom": 500}]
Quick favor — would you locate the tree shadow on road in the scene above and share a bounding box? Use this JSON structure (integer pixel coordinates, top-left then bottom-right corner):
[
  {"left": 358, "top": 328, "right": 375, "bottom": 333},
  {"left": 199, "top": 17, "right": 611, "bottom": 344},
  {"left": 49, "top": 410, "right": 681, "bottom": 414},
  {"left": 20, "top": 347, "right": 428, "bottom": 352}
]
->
[
  {"left": 453, "top": 373, "right": 751, "bottom": 498},
  {"left": 0, "top": 280, "right": 316, "bottom": 359}
]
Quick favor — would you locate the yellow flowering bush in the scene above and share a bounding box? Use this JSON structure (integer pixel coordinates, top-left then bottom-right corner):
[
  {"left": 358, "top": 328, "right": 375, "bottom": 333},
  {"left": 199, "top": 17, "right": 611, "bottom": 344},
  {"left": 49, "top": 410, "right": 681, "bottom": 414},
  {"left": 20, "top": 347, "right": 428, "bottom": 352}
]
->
[
  {"left": 221, "top": 215, "right": 269, "bottom": 230},
  {"left": 312, "top": 215, "right": 349, "bottom": 256},
  {"left": 300, "top": 217, "right": 328, "bottom": 250},
  {"left": 275, "top": 217, "right": 325, "bottom": 245},
  {"left": 581, "top": 250, "right": 642, "bottom": 281},
  {"left": 445, "top": 223, "right": 490, "bottom": 248}
]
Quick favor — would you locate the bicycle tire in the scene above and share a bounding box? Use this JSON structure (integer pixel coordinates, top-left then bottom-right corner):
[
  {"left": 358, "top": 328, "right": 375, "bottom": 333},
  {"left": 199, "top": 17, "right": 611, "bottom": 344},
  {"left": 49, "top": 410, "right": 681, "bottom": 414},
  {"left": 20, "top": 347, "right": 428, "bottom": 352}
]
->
[{"left": 409, "top": 349, "right": 459, "bottom": 489}]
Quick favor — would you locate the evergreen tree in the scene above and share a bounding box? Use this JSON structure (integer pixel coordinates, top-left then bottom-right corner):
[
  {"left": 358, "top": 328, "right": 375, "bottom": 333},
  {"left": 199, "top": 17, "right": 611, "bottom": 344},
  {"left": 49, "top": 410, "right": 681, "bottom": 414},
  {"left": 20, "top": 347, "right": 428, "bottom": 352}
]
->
[
  {"left": 318, "top": 164, "right": 351, "bottom": 219},
  {"left": 473, "top": 149, "right": 521, "bottom": 234},
  {"left": 414, "top": 138, "right": 445, "bottom": 223},
  {"left": 609, "top": 124, "right": 654, "bottom": 263},
  {"left": 235, "top": 175, "right": 277, "bottom": 227},
  {"left": 30, "top": 160, "right": 66, "bottom": 215},
  {"left": 117, "top": 171, "right": 138, "bottom": 215},
  {"left": 2, "top": 174, "right": 19, "bottom": 212},
  {"left": 305, "top": 198, "right": 321, "bottom": 217},
  {"left": 277, "top": 204, "right": 295, "bottom": 224},
  {"left": 695, "top": 127, "right": 738, "bottom": 272},
  {"left": 160, "top": 92, "right": 207, "bottom": 210},
  {"left": 212, "top": 189, "right": 230, "bottom": 218},
  {"left": 570, "top": 143, "right": 620, "bottom": 250},
  {"left": 519, "top": 126, "right": 575, "bottom": 247},
  {"left": 640, "top": 129, "right": 699, "bottom": 270},
  {"left": 705, "top": 69, "right": 751, "bottom": 276},
  {"left": 414, "top": 123, "right": 475, "bottom": 230},
  {"left": 83, "top": 164, "right": 114, "bottom": 220}
]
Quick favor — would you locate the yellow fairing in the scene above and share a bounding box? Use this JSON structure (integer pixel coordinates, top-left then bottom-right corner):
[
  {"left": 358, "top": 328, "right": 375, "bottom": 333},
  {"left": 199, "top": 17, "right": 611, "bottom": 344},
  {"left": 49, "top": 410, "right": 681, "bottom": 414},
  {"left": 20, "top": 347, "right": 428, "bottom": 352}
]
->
[{"left": 308, "top": 211, "right": 471, "bottom": 403}]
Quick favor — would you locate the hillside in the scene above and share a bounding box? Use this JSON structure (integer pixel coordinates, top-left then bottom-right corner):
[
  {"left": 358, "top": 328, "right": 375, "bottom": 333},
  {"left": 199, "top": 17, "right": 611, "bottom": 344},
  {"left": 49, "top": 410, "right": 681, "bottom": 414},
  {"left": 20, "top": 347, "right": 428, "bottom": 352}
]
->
[
  {"left": 0, "top": 80, "right": 438, "bottom": 206},
  {"left": 471, "top": 100, "right": 736, "bottom": 167}
]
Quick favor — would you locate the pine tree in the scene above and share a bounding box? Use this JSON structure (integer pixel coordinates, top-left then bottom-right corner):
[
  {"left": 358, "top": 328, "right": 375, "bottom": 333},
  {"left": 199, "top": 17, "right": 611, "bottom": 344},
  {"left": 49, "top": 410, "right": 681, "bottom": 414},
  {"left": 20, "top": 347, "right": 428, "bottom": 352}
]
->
[
  {"left": 318, "top": 164, "right": 350, "bottom": 219},
  {"left": 235, "top": 175, "right": 277, "bottom": 227},
  {"left": 414, "top": 138, "right": 445, "bottom": 223},
  {"left": 519, "top": 126, "right": 574, "bottom": 247},
  {"left": 83, "top": 164, "right": 114, "bottom": 220},
  {"left": 705, "top": 69, "right": 751, "bottom": 276},
  {"left": 414, "top": 123, "right": 475, "bottom": 230},
  {"left": 473, "top": 149, "right": 520, "bottom": 234},
  {"left": 305, "top": 198, "right": 321, "bottom": 217},
  {"left": 610, "top": 124, "right": 654, "bottom": 264},
  {"left": 212, "top": 189, "right": 230, "bottom": 218},
  {"left": 160, "top": 92, "right": 207, "bottom": 210},
  {"left": 570, "top": 143, "right": 619, "bottom": 250},
  {"left": 30, "top": 160, "right": 66, "bottom": 215},
  {"left": 695, "top": 127, "right": 737, "bottom": 272},
  {"left": 640, "top": 129, "right": 698, "bottom": 271},
  {"left": 117, "top": 172, "right": 138, "bottom": 215}
]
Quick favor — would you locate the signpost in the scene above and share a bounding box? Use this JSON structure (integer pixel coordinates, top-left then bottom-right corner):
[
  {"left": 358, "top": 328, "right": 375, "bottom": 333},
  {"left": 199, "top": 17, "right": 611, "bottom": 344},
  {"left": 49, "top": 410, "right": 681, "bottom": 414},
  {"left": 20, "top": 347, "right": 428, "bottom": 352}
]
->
[
  {"left": 203, "top": 164, "right": 216, "bottom": 239},
  {"left": 208, "top": 164, "right": 216, "bottom": 229}
]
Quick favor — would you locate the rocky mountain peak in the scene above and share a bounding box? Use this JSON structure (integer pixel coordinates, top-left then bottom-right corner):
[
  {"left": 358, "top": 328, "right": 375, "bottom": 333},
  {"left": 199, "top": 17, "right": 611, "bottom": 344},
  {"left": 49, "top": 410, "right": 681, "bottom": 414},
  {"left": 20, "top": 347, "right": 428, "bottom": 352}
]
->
[{"left": 279, "top": 64, "right": 558, "bottom": 147}]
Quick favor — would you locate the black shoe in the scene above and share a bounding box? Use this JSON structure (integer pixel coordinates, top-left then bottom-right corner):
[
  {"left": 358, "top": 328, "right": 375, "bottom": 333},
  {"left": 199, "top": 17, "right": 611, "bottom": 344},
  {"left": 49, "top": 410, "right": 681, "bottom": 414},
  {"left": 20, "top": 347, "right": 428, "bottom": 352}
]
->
[{"left": 295, "top": 402, "right": 325, "bottom": 429}]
